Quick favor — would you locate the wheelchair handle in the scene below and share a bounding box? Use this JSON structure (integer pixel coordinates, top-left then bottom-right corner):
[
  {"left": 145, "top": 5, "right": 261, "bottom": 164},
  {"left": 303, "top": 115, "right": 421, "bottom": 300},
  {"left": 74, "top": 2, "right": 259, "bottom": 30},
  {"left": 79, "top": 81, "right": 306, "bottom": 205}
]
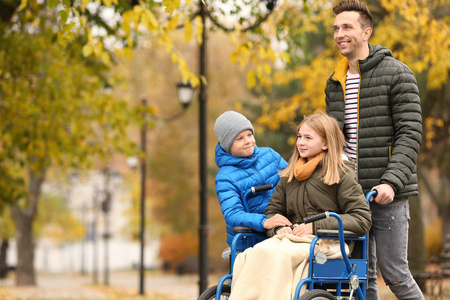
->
[
  {"left": 366, "top": 189, "right": 378, "bottom": 202},
  {"left": 251, "top": 184, "right": 273, "bottom": 194},
  {"left": 304, "top": 212, "right": 329, "bottom": 224}
]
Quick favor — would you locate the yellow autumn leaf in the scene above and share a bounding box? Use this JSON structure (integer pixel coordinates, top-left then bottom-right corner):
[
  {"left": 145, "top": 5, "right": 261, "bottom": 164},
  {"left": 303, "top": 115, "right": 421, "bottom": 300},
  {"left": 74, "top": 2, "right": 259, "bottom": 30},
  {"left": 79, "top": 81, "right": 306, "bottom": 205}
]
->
[
  {"left": 230, "top": 32, "right": 237, "bottom": 43},
  {"left": 80, "top": 16, "right": 87, "bottom": 27},
  {"left": 82, "top": 44, "right": 93, "bottom": 57},
  {"left": 263, "top": 63, "right": 271, "bottom": 75},
  {"left": 162, "top": 0, "right": 176, "bottom": 15},
  {"left": 184, "top": 20, "right": 193, "bottom": 42},
  {"left": 101, "top": 52, "right": 111, "bottom": 65},
  {"left": 195, "top": 16, "right": 203, "bottom": 44},
  {"left": 230, "top": 51, "right": 238, "bottom": 63},
  {"left": 171, "top": 52, "right": 178, "bottom": 64},
  {"left": 80, "top": 0, "right": 90, "bottom": 12},
  {"left": 166, "top": 14, "right": 179, "bottom": 31},
  {"left": 142, "top": 9, "right": 158, "bottom": 31},
  {"left": 119, "top": 47, "right": 134, "bottom": 59},
  {"left": 247, "top": 69, "right": 256, "bottom": 89},
  {"left": 18, "top": 0, "right": 27, "bottom": 11}
]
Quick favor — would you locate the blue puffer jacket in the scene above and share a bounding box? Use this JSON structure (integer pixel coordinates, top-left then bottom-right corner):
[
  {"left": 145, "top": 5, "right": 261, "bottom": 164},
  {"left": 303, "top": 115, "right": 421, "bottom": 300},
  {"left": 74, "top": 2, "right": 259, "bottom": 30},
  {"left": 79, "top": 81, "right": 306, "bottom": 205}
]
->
[{"left": 215, "top": 143, "right": 288, "bottom": 247}]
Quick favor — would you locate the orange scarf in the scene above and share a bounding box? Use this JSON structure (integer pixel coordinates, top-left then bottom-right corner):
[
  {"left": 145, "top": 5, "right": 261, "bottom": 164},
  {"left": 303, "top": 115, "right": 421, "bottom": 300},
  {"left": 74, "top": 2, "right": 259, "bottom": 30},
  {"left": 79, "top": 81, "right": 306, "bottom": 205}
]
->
[{"left": 294, "top": 152, "right": 325, "bottom": 182}]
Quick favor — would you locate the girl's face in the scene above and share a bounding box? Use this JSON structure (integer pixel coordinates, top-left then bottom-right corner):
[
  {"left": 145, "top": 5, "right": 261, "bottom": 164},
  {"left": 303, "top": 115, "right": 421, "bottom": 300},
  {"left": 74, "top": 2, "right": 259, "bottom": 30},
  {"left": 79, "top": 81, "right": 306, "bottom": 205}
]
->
[
  {"left": 230, "top": 129, "right": 255, "bottom": 158},
  {"left": 297, "top": 124, "right": 328, "bottom": 161}
]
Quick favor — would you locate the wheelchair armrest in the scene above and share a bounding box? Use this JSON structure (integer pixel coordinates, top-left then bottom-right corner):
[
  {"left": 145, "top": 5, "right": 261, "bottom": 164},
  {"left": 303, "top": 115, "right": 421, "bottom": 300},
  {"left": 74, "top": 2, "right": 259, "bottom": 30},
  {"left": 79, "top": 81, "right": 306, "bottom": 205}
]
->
[
  {"left": 233, "top": 226, "right": 264, "bottom": 234},
  {"left": 316, "top": 229, "right": 364, "bottom": 238}
]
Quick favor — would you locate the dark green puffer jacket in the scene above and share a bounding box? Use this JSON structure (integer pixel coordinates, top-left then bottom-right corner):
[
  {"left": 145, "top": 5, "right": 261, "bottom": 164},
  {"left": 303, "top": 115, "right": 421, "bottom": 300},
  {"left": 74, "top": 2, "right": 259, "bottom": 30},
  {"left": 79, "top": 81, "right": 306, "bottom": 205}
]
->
[{"left": 325, "top": 44, "right": 422, "bottom": 198}]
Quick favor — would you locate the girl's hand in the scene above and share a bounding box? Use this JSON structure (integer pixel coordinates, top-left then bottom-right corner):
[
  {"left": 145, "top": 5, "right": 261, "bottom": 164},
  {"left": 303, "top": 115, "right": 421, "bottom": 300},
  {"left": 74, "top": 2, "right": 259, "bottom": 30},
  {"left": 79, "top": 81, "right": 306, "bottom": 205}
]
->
[
  {"left": 292, "top": 223, "right": 313, "bottom": 237},
  {"left": 264, "top": 214, "right": 292, "bottom": 229},
  {"left": 276, "top": 226, "right": 293, "bottom": 235}
]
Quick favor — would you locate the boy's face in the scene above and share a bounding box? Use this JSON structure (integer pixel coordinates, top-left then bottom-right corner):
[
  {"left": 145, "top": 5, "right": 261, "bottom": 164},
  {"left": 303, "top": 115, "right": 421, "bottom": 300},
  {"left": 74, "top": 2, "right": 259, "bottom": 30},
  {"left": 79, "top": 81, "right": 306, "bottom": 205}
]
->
[{"left": 230, "top": 130, "right": 255, "bottom": 158}]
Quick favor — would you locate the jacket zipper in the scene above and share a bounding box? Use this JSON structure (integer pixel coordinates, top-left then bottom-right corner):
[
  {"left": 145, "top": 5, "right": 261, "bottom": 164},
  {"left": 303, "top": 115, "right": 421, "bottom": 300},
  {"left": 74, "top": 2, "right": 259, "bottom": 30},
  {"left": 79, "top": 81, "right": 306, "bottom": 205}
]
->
[
  {"left": 388, "top": 140, "right": 393, "bottom": 160},
  {"left": 356, "top": 62, "right": 361, "bottom": 177},
  {"left": 252, "top": 166, "right": 264, "bottom": 184}
]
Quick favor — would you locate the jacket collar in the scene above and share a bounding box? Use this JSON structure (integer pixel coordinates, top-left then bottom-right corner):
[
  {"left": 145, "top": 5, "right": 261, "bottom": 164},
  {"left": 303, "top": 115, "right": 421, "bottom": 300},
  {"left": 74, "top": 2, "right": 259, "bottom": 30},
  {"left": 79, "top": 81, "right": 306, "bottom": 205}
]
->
[
  {"left": 332, "top": 57, "right": 349, "bottom": 91},
  {"left": 215, "top": 143, "right": 259, "bottom": 168},
  {"left": 331, "top": 44, "right": 393, "bottom": 85}
]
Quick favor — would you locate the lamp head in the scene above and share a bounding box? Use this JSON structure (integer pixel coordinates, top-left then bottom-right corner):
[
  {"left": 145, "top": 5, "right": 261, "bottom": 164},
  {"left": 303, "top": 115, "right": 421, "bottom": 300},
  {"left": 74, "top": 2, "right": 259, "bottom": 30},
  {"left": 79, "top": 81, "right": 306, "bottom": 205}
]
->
[{"left": 177, "top": 81, "right": 195, "bottom": 108}]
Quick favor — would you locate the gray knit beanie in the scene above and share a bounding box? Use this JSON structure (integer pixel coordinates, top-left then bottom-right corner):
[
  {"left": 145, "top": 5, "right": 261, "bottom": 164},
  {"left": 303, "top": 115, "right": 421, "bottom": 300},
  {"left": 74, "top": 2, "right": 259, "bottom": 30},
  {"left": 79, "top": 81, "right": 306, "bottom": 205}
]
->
[{"left": 214, "top": 111, "right": 254, "bottom": 153}]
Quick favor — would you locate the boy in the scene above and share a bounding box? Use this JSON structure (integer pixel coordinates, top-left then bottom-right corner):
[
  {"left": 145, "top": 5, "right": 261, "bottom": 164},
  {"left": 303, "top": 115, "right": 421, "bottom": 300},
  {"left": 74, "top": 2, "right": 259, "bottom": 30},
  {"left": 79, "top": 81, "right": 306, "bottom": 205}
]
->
[{"left": 214, "top": 111, "right": 290, "bottom": 248}]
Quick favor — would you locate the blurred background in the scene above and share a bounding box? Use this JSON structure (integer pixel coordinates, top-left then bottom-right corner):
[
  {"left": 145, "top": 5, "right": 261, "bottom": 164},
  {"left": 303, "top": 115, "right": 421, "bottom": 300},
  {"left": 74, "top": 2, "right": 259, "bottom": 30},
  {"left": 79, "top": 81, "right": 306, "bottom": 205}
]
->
[{"left": 0, "top": 0, "right": 449, "bottom": 298}]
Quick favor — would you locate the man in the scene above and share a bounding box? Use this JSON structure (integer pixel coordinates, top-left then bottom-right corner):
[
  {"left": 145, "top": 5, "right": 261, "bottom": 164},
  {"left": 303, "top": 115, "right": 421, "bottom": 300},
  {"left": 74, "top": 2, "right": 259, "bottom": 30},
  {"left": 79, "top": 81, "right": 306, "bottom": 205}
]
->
[{"left": 325, "top": 1, "right": 424, "bottom": 299}]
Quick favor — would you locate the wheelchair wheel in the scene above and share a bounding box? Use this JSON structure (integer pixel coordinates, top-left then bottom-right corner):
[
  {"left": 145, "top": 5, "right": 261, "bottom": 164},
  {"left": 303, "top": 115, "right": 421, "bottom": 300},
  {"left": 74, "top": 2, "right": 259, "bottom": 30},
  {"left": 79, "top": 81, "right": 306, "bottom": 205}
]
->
[
  {"left": 198, "top": 284, "right": 231, "bottom": 300},
  {"left": 299, "top": 289, "right": 335, "bottom": 300}
]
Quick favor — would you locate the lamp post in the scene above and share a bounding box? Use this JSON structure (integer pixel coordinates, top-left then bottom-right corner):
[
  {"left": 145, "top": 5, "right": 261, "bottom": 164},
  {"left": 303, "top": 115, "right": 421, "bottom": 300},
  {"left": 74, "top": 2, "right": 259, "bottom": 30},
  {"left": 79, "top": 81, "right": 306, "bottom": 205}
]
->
[
  {"left": 138, "top": 97, "right": 147, "bottom": 296},
  {"left": 102, "top": 189, "right": 112, "bottom": 285},
  {"left": 193, "top": 1, "right": 277, "bottom": 294},
  {"left": 137, "top": 82, "right": 194, "bottom": 295},
  {"left": 198, "top": 0, "right": 208, "bottom": 294},
  {"left": 92, "top": 187, "right": 99, "bottom": 285}
]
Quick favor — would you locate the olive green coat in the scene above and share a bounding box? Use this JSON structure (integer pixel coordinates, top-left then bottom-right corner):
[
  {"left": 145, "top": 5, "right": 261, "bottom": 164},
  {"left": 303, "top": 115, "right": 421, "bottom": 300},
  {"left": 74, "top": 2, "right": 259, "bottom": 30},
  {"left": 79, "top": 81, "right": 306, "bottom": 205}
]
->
[
  {"left": 264, "top": 159, "right": 372, "bottom": 237},
  {"left": 325, "top": 44, "right": 422, "bottom": 197}
]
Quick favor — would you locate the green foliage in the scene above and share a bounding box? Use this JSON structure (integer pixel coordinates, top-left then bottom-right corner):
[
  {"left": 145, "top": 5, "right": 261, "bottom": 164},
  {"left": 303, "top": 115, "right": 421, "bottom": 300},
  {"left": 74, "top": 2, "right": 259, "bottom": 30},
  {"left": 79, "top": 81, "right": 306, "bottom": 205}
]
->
[
  {"left": 252, "top": 0, "right": 449, "bottom": 174},
  {"left": 35, "top": 193, "right": 85, "bottom": 244},
  {"left": 0, "top": 208, "right": 15, "bottom": 240},
  {"left": 0, "top": 25, "right": 138, "bottom": 174}
]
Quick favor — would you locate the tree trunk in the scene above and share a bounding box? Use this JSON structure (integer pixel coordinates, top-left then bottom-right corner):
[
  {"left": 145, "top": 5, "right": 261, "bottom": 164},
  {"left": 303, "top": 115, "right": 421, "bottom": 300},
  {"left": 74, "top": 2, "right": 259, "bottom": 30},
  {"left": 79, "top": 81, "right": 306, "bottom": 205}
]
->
[
  {"left": 11, "top": 209, "right": 36, "bottom": 285},
  {"left": 418, "top": 167, "right": 450, "bottom": 253},
  {"left": 11, "top": 168, "right": 45, "bottom": 286},
  {"left": 0, "top": 240, "right": 9, "bottom": 279},
  {"left": 408, "top": 195, "right": 426, "bottom": 292}
]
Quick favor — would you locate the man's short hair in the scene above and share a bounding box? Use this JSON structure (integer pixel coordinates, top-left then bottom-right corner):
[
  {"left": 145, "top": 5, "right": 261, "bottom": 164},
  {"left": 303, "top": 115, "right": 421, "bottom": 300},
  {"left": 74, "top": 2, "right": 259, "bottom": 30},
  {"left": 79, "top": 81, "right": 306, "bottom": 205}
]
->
[{"left": 333, "top": 0, "right": 373, "bottom": 30}]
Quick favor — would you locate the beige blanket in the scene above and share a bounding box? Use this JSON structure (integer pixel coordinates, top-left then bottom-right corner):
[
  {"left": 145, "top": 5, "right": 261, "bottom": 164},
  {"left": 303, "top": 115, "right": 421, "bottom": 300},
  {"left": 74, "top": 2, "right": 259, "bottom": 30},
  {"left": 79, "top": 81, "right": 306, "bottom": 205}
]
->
[{"left": 229, "top": 234, "right": 348, "bottom": 300}]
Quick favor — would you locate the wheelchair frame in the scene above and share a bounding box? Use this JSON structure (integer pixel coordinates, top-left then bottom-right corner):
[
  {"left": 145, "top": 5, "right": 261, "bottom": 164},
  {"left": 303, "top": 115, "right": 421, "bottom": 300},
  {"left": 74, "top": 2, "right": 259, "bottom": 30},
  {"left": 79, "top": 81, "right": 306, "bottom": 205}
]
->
[{"left": 198, "top": 187, "right": 376, "bottom": 300}]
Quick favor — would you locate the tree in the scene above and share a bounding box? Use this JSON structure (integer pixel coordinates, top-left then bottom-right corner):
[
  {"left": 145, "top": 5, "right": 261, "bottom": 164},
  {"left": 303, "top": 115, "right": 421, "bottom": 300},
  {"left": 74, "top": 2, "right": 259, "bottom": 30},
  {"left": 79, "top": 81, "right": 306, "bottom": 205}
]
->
[
  {"left": 0, "top": 23, "right": 138, "bottom": 284},
  {"left": 4, "top": 0, "right": 446, "bottom": 285},
  {"left": 1, "top": 0, "right": 283, "bottom": 284},
  {"left": 0, "top": 208, "right": 15, "bottom": 279},
  {"left": 251, "top": 0, "right": 449, "bottom": 288}
]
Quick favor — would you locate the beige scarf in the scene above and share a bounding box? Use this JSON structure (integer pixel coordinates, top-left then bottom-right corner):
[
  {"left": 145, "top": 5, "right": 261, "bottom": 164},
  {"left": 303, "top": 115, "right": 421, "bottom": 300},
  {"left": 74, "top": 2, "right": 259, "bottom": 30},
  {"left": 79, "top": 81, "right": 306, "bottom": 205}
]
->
[{"left": 294, "top": 152, "right": 325, "bottom": 182}]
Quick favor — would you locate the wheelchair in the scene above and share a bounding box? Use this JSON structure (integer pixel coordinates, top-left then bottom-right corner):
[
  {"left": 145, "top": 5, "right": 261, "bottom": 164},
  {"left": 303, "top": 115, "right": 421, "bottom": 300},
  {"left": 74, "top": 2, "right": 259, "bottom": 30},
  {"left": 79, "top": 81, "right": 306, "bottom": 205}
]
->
[{"left": 198, "top": 187, "right": 376, "bottom": 300}]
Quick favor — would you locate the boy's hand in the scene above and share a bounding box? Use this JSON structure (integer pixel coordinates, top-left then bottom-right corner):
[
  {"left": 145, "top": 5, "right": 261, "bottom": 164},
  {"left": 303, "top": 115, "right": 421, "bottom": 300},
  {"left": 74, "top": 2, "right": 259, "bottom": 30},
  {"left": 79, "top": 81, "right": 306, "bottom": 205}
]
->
[{"left": 263, "top": 214, "right": 292, "bottom": 229}]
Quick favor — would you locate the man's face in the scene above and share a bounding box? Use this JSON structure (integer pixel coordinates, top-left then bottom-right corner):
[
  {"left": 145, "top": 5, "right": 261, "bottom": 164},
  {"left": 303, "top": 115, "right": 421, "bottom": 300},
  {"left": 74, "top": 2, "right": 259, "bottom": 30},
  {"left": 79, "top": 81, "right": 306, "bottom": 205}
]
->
[{"left": 333, "top": 11, "right": 370, "bottom": 60}]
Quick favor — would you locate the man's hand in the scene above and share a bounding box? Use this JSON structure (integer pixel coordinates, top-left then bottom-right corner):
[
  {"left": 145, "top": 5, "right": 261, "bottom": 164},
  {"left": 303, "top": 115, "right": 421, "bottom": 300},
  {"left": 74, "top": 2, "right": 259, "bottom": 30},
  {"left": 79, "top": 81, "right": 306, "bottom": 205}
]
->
[
  {"left": 370, "top": 184, "right": 395, "bottom": 204},
  {"left": 263, "top": 214, "right": 292, "bottom": 229}
]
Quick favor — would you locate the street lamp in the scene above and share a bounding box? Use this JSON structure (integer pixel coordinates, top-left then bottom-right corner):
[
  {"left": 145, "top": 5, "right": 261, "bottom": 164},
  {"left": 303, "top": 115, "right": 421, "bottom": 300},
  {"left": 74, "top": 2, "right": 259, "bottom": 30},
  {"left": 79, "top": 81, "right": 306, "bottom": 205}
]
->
[
  {"left": 177, "top": 81, "right": 195, "bottom": 109},
  {"left": 137, "top": 81, "right": 194, "bottom": 295},
  {"left": 194, "top": 0, "right": 277, "bottom": 294}
]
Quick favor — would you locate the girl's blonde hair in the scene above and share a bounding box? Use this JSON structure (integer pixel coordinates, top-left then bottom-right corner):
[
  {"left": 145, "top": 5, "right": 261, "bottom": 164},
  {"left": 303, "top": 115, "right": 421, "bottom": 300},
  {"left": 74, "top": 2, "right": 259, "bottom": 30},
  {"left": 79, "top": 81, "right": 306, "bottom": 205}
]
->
[{"left": 280, "top": 113, "right": 349, "bottom": 185}]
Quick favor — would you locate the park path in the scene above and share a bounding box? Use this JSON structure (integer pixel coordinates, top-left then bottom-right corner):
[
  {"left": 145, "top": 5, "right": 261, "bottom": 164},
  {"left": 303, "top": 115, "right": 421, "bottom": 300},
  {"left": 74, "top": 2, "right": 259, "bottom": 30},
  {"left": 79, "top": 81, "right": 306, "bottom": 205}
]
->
[
  {"left": 0, "top": 271, "right": 211, "bottom": 299},
  {"left": 1, "top": 270, "right": 447, "bottom": 299}
]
